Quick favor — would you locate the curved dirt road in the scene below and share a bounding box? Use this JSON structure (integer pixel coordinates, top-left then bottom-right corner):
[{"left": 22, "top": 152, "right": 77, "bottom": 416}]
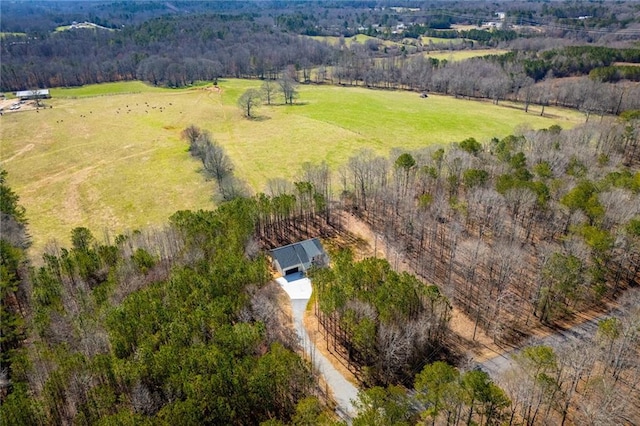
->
[{"left": 480, "top": 314, "right": 607, "bottom": 378}]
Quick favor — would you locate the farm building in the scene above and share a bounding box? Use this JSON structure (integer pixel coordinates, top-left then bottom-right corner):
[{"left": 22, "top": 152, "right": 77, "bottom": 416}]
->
[
  {"left": 270, "top": 238, "right": 329, "bottom": 276},
  {"left": 15, "top": 89, "right": 50, "bottom": 100}
]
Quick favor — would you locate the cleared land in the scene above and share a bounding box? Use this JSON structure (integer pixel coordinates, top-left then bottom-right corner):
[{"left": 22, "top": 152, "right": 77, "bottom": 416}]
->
[
  {"left": 423, "top": 48, "right": 509, "bottom": 61},
  {"left": 54, "top": 22, "right": 114, "bottom": 32},
  {"left": 308, "top": 34, "right": 466, "bottom": 52},
  {"left": 1, "top": 79, "right": 583, "bottom": 255},
  {"left": 307, "top": 34, "right": 402, "bottom": 48},
  {"left": 0, "top": 32, "right": 27, "bottom": 38},
  {"left": 419, "top": 36, "right": 467, "bottom": 45}
]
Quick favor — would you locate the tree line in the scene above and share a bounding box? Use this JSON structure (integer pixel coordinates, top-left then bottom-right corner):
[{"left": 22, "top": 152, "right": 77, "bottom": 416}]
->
[
  {"left": 350, "top": 361, "right": 510, "bottom": 426},
  {"left": 181, "top": 124, "right": 249, "bottom": 201},
  {"left": 0, "top": 168, "right": 31, "bottom": 402},
  {"left": 0, "top": 13, "right": 335, "bottom": 91}
]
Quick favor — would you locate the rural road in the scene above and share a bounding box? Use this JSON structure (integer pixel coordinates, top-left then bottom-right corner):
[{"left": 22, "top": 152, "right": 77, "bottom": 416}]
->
[
  {"left": 277, "top": 277, "right": 359, "bottom": 423},
  {"left": 479, "top": 314, "right": 607, "bottom": 378}
]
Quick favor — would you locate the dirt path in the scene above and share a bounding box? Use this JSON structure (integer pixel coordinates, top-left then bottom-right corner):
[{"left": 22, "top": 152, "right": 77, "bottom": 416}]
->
[
  {"left": 480, "top": 313, "right": 607, "bottom": 378},
  {"left": 336, "top": 211, "right": 619, "bottom": 371},
  {"left": 337, "top": 211, "right": 506, "bottom": 363},
  {"left": 1, "top": 143, "right": 34, "bottom": 163}
]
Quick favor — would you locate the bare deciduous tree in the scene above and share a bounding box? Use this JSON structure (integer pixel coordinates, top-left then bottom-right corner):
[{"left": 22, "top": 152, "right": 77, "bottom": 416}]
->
[
  {"left": 261, "top": 78, "right": 277, "bottom": 105},
  {"left": 278, "top": 66, "right": 299, "bottom": 105},
  {"left": 237, "top": 88, "right": 261, "bottom": 118}
]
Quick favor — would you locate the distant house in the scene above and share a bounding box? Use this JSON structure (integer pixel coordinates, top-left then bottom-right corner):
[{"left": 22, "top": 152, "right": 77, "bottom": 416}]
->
[
  {"left": 15, "top": 89, "right": 50, "bottom": 100},
  {"left": 482, "top": 21, "right": 503, "bottom": 29},
  {"left": 270, "top": 238, "right": 329, "bottom": 276}
]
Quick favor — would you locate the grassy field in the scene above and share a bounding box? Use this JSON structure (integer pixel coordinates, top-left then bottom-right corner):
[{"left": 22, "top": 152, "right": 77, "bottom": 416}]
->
[
  {"left": 1, "top": 79, "right": 583, "bottom": 255},
  {"left": 54, "top": 22, "right": 115, "bottom": 32},
  {"left": 309, "top": 34, "right": 466, "bottom": 48},
  {"left": 307, "top": 34, "right": 402, "bottom": 48},
  {"left": 0, "top": 32, "right": 27, "bottom": 38},
  {"left": 423, "top": 49, "right": 509, "bottom": 61},
  {"left": 50, "top": 81, "right": 171, "bottom": 98},
  {"left": 420, "top": 36, "right": 467, "bottom": 45}
]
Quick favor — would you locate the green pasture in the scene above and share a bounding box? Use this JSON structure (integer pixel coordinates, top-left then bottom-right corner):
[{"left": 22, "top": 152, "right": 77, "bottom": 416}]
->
[
  {"left": 420, "top": 36, "right": 466, "bottom": 45},
  {"left": 423, "top": 48, "right": 509, "bottom": 61},
  {"left": 307, "top": 34, "right": 401, "bottom": 48},
  {"left": 1, "top": 79, "right": 582, "bottom": 255},
  {"left": 0, "top": 32, "right": 27, "bottom": 38},
  {"left": 50, "top": 81, "right": 172, "bottom": 97}
]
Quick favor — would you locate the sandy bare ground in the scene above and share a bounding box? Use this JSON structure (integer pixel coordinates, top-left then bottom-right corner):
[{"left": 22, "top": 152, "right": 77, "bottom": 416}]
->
[
  {"left": 336, "top": 211, "right": 506, "bottom": 363},
  {"left": 0, "top": 99, "right": 45, "bottom": 114},
  {"left": 335, "top": 211, "right": 620, "bottom": 365},
  {"left": 304, "top": 307, "right": 360, "bottom": 386}
]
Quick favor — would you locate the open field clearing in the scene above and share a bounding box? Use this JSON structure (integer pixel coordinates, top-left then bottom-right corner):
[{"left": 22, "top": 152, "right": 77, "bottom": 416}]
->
[
  {"left": 307, "top": 34, "right": 402, "bottom": 48},
  {"left": 420, "top": 36, "right": 467, "bottom": 45},
  {"left": 308, "top": 34, "right": 467, "bottom": 51},
  {"left": 49, "top": 81, "right": 171, "bottom": 97},
  {"left": 614, "top": 61, "right": 640, "bottom": 66},
  {"left": 423, "top": 48, "right": 509, "bottom": 61},
  {"left": 54, "top": 22, "right": 115, "bottom": 32},
  {"left": 0, "top": 86, "right": 217, "bottom": 254},
  {"left": 1, "top": 79, "right": 583, "bottom": 255},
  {"left": 450, "top": 24, "right": 483, "bottom": 31},
  {"left": 0, "top": 32, "right": 27, "bottom": 38}
]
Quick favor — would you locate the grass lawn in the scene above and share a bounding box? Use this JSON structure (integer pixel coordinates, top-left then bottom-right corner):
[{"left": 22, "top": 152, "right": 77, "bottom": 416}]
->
[{"left": 1, "top": 79, "right": 583, "bottom": 255}]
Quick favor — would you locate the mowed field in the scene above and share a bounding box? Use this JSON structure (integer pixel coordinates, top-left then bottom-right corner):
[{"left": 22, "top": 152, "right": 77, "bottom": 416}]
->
[
  {"left": 307, "top": 34, "right": 404, "bottom": 49},
  {"left": 423, "top": 49, "right": 510, "bottom": 61},
  {"left": 1, "top": 79, "right": 583, "bottom": 255}
]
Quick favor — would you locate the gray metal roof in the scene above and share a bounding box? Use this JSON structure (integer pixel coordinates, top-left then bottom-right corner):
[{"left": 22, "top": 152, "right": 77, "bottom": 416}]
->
[
  {"left": 15, "top": 89, "right": 49, "bottom": 97},
  {"left": 299, "top": 239, "right": 324, "bottom": 260},
  {"left": 270, "top": 238, "right": 325, "bottom": 271}
]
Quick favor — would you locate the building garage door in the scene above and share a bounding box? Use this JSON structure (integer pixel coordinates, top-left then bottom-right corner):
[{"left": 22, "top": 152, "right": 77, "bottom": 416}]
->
[{"left": 284, "top": 267, "right": 300, "bottom": 275}]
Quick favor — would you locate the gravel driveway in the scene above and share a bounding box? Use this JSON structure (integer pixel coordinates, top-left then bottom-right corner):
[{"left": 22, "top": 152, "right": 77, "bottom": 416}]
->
[{"left": 277, "top": 276, "right": 359, "bottom": 423}]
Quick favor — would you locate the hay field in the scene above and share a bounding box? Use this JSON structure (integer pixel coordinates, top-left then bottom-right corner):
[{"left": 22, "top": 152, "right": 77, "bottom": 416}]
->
[
  {"left": 307, "top": 34, "right": 402, "bottom": 48},
  {"left": 1, "top": 79, "right": 583, "bottom": 254},
  {"left": 1, "top": 84, "right": 218, "bottom": 253},
  {"left": 424, "top": 48, "right": 509, "bottom": 61},
  {"left": 420, "top": 36, "right": 467, "bottom": 45}
]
